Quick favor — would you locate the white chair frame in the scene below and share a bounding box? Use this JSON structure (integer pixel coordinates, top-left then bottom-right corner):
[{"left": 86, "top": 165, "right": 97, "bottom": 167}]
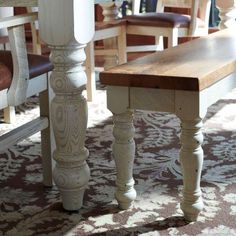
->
[{"left": 0, "top": 12, "right": 53, "bottom": 187}]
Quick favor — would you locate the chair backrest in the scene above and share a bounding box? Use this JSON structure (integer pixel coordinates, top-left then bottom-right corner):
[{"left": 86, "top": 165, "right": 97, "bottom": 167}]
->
[
  {"left": 156, "top": 0, "right": 211, "bottom": 24},
  {"left": 157, "top": 0, "right": 211, "bottom": 36},
  {"left": 131, "top": 0, "right": 193, "bottom": 13}
]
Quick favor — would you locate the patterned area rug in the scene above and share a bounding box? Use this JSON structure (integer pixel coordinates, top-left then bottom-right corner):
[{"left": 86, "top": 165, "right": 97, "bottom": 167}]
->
[{"left": 0, "top": 89, "right": 236, "bottom": 236}]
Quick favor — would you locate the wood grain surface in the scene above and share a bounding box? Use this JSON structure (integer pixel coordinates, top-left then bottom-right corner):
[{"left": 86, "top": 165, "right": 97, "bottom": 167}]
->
[{"left": 100, "top": 29, "right": 236, "bottom": 91}]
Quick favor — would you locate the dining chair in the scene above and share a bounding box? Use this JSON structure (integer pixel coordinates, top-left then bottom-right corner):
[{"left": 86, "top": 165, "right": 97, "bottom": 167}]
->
[
  {"left": 0, "top": 12, "right": 53, "bottom": 186},
  {"left": 85, "top": 11, "right": 127, "bottom": 101},
  {"left": 1, "top": 7, "right": 42, "bottom": 124},
  {"left": 125, "top": 0, "right": 211, "bottom": 52}
]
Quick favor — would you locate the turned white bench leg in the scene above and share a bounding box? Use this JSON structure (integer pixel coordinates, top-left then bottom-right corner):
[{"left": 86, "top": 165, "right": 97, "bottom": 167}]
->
[
  {"left": 179, "top": 118, "right": 204, "bottom": 221},
  {"left": 112, "top": 110, "right": 137, "bottom": 209}
]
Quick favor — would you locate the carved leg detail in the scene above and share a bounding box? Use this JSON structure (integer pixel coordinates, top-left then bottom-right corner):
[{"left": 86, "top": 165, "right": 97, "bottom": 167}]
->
[
  {"left": 179, "top": 118, "right": 204, "bottom": 221},
  {"left": 112, "top": 110, "right": 137, "bottom": 209},
  {"left": 216, "top": 1, "right": 236, "bottom": 30},
  {"left": 49, "top": 45, "right": 90, "bottom": 210}
]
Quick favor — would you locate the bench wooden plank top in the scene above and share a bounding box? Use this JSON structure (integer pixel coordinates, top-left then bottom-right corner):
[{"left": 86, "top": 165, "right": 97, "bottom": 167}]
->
[{"left": 100, "top": 29, "right": 236, "bottom": 91}]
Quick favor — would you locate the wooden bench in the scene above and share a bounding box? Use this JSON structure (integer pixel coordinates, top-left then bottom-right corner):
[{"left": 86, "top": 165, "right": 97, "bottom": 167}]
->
[{"left": 99, "top": 29, "right": 236, "bottom": 222}]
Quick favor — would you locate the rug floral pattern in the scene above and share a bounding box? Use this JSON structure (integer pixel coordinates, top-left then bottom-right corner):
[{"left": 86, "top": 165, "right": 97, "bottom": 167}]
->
[{"left": 0, "top": 89, "right": 236, "bottom": 236}]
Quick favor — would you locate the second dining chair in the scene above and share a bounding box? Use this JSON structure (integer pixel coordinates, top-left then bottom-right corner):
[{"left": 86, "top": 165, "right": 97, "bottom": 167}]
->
[{"left": 125, "top": 0, "right": 211, "bottom": 52}]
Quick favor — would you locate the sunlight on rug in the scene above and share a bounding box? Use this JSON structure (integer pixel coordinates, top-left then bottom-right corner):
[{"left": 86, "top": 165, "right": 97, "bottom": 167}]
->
[{"left": 0, "top": 89, "right": 236, "bottom": 236}]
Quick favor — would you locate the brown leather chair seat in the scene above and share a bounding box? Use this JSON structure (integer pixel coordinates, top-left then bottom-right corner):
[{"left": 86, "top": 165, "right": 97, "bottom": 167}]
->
[
  {"left": 0, "top": 51, "right": 53, "bottom": 91},
  {"left": 125, "top": 12, "right": 205, "bottom": 28},
  {"left": 0, "top": 62, "right": 12, "bottom": 91},
  {"left": 0, "top": 50, "right": 53, "bottom": 79},
  {"left": 0, "top": 36, "right": 9, "bottom": 45}
]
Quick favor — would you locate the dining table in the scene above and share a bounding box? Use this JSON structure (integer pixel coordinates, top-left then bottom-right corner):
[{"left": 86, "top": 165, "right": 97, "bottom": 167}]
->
[
  {"left": 0, "top": 0, "right": 124, "bottom": 211},
  {"left": 1, "top": 0, "right": 235, "bottom": 214}
]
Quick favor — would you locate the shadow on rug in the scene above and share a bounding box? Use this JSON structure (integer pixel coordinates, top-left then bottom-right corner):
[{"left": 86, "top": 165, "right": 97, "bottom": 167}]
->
[{"left": 0, "top": 90, "right": 236, "bottom": 236}]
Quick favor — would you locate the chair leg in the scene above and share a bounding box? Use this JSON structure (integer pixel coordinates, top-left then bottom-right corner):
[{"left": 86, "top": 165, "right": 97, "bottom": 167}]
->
[
  {"left": 3, "top": 106, "right": 16, "bottom": 124},
  {"left": 85, "top": 41, "right": 96, "bottom": 102},
  {"left": 0, "top": 43, "right": 4, "bottom": 50},
  {"left": 155, "top": 35, "right": 164, "bottom": 51},
  {"left": 117, "top": 25, "right": 127, "bottom": 64},
  {"left": 168, "top": 28, "right": 178, "bottom": 48},
  {"left": 39, "top": 88, "right": 53, "bottom": 187},
  {"left": 103, "top": 37, "right": 118, "bottom": 70}
]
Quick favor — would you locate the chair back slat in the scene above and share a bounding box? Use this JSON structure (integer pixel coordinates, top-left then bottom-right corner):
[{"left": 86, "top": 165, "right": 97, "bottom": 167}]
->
[{"left": 198, "top": 0, "right": 211, "bottom": 23}]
